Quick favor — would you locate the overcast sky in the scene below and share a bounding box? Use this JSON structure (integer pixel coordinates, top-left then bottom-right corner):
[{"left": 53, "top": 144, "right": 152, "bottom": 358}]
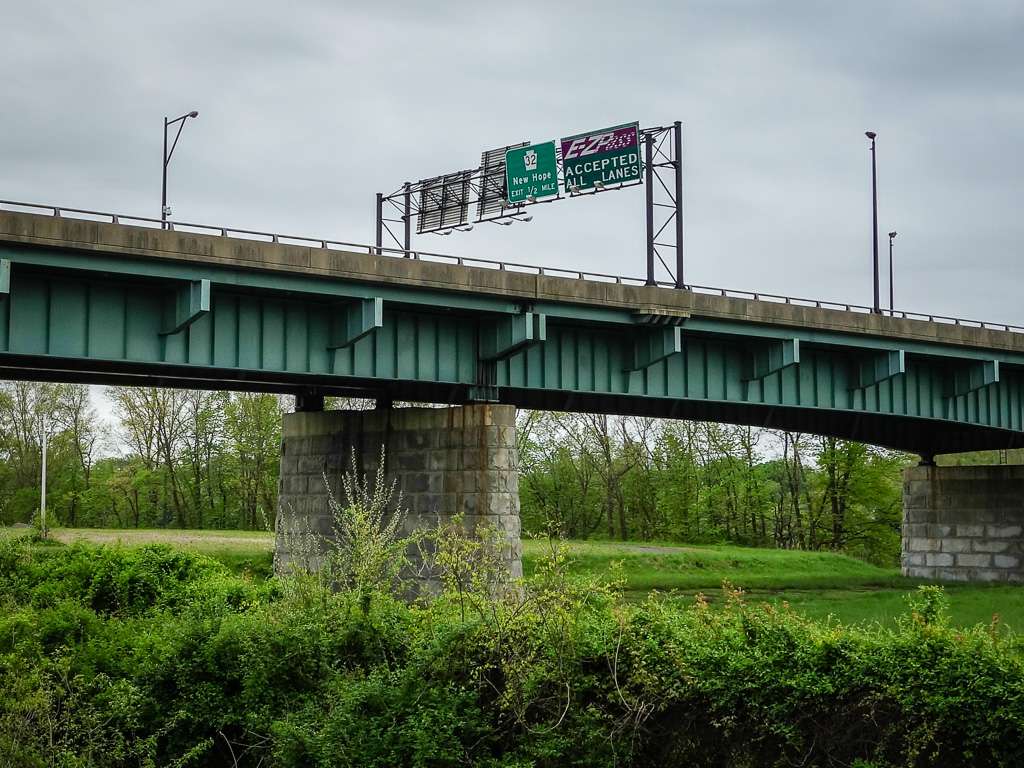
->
[{"left": 3, "top": 1, "right": 1023, "bottom": 321}]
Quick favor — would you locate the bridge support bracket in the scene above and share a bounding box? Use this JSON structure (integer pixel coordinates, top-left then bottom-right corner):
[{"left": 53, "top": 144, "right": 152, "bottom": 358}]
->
[
  {"left": 853, "top": 349, "right": 905, "bottom": 389},
  {"left": 480, "top": 311, "right": 546, "bottom": 361},
  {"left": 626, "top": 325, "right": 682, "bottom": 370},
  {"left": 945, "top": 359, "right": 1000, "bottom": 397},
  {"left": 328, "top": 297, "right": 383, "bottom": 349},
  {"left": 632, "top": 307, "right": 689, "bottom": 325},
  {"left": 467, "top": 385, "right": 501, "bottom": 403},
  {"left": 295, "top": 390, "right": 325, "bottom": 412},
  {"left": 0, "top": 259, "right": 10, "bottom": 296},
  {"left": 160, "top": 279, "right": 210, "bottom": 335},
  {"left": 743, "top": 338, "right": 800, "bottom": 381}
]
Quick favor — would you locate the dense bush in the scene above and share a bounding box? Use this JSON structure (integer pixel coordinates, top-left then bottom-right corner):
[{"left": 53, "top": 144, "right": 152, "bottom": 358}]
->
[{"left": 1, "top": 536, "right": 1022, "bottom": 767}]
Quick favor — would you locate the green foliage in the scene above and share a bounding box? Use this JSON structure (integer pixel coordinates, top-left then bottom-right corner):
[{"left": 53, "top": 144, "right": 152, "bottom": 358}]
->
[
  {"left": 0, "top": 383, "right": 285, "bottom": 533},
  {"left": 518, "top": 413, "right": 911, "bottom": 566},
  {"left": 2, "top": 534, "right": 1023, "bottom": 767},
  {"left": 0, "top": 381, "right": 910, "bottom": 569},
  {"left": 276, "top": 452, "right": 418, "bottom": 617}
]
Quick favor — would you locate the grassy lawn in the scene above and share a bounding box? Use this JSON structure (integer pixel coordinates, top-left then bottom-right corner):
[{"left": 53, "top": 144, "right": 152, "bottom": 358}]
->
[
  {"left": 520, "top": 538, "right": 903, "bottom": 590},
  {"left": 7, "top": 527, "right": 1023, "bottom": 632},
  {"left": 751, "top": 586, "right": 1024, "bottom": 633}
]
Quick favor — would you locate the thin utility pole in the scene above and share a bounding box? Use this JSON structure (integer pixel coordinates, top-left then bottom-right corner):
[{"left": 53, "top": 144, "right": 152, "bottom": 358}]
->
[
  {"left": 40, "top": 416, "right": 47, "bottom": 537},
  {"left": 888, "top": 231, "right": 898, "bottom": 312},
  {"left": 865, "top": 131, "right": 881, "bottom": 314}
]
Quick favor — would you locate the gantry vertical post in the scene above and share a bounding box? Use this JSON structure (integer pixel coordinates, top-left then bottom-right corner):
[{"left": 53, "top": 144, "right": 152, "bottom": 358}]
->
[
  {"left": 673, "top": 121, "right": 685, "bottom": 289},
  {"left": 644, "top": 131, "right": 656, "bottom": 286},
  {"left": 403, "top": 182, "right": 412, "bottom": 255},
  {"left": 375, "top": 192, "right": 383, "bottom": 255}
]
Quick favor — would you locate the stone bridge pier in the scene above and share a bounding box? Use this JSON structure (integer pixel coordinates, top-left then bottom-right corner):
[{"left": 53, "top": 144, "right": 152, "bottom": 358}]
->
[
  {"left": 902, "top": 465, "right": 1024, "bottom": 583},
  {"left": 274, "top": 404, "right": 523, "bottom": 587}
]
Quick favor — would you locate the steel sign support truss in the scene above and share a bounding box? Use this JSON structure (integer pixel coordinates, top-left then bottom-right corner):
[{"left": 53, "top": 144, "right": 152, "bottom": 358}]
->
[
  {"left": 376, "top": 185, "right": 414, "bottom": 255},
  {"left": 375, "top": 170, "right": 529, "bottom": 252},
  {"left": 374, "top": 121, "right": 685, "bottom": 289},
  {"left": 641, "top": 122, "right": 685, "bottom": 289}
]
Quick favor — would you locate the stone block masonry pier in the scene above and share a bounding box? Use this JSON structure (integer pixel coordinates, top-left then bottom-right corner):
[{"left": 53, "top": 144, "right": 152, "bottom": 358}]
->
[
  {"left": 274, "top": 404, "right": 523, "bottom": 585},
  {"left": 902, "top": 465, "right": 1024, "bottom": 583}
]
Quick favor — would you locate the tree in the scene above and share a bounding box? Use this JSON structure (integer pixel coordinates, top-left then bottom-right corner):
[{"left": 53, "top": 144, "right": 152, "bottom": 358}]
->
[
  {"left": 53, "top": 384, "right": 102, "bottom": 526},
  {"left": 225, "top": 393, "right": 283, "bottom": 530}
]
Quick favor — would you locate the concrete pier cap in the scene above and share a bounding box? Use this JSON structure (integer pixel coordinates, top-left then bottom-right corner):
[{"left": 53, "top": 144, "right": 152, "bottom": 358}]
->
[
  {"left": 903, "top": 464, "right": 1024, "bottom": 583},
  {"left": 274, "top": 403, "right": 523, "bottom": 589}
]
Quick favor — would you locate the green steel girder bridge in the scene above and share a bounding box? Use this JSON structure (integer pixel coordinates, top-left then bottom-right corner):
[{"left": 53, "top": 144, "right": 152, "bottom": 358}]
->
[{"left": 2, "top": 202, "right": 1024, "bottom": 459}]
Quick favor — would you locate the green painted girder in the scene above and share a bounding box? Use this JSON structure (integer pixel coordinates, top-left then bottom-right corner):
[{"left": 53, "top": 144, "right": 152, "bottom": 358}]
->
[
  {"left": 0, "top": 245, "right": 526, "bottom": 318},
  {"left": 328, "top": 297, "right": 383, "bottom": 349},
  {"left": 854, "top": 349, "right": 905, "bottom": 389},
  {"left": 493, "top": 324, "right": 1024, "bottom": 435},
  {"left": 480, "top": 311, "right": 546, "bottom": 361},
  {"left": 0, "top": 259, "right": 9, "bottom": 295},
  {"left": 0, "top": 272, "right": 477, "bottom": 384},
  {"left": 2, "top": 244, "right": 664, "bottom": 327},
  {"left": 627, "top": 326, "right": 682, "bottom": 370},
  {"left": 161, "top": 279, "right": 210, "bottom": 335},
  {"left": 744, "top": 338, "right": 800, "bottom": 381},
  {"left": 4, "top": 255, "right": 1024, "bottom": 450},
  {"left": 682, "top": 316, "right": 1024, "bottom": 367},
  {"left": 946, "top": 359, "right": 999, "bottom": 397}
]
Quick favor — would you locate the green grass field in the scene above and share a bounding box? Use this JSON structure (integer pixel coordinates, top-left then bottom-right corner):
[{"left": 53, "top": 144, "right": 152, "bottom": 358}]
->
[{"left": 9, "top": 526, "right": 1024, "bottom": 632}]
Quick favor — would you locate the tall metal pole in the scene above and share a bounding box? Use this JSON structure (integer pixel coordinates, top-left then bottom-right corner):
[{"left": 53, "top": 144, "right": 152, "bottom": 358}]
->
[
  {"left": 866, "top": 132, "right": 880, "bottom": 314},
  {"left": 161, "top": 117, "right": 169, "bottom": 229},
  {"left": 40, "top": 416, "right": 47, "bottom": 536},
  {"left": 644, "top": 132, "right": 655, "bottom": 286},
  {"left": 161, "top": 111, "right": 198, "bottom": 230},
  {"left": 403, "top": 182, "right": 412, "bottom": 255},
  {"left": 888, "top": 231, "right": 897, "bottom": 312},
  {"left": 673, "top": 121, "right": 685, "bottom": 289},
  {"left": 375, "top": 192, "right": 383, "bottom": 255}
]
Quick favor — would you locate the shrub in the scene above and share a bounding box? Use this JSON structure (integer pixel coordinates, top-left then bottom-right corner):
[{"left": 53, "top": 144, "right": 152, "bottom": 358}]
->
[{"left": 2, "top": 534, "right": 1023, "bottom": 767}]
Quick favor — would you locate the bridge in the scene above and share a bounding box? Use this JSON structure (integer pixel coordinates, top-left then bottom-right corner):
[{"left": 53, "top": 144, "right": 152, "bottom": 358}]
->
[{"left": 2, "top": 201, "right": 1023, "bottom": 584}]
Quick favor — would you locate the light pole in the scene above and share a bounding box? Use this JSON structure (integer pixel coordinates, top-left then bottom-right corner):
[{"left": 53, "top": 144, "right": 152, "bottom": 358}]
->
[
  {"left": 40, "top": 416, "right": 47, "bottom": 538},
  {"left": 888, "top": 231, "right": 897, "bottom": 312},
  {"left": 865, "top": 131, "right": 880, "bottom": 314},
  {"left": 162, "top": 110, "right": 200, "bottom": 228}
]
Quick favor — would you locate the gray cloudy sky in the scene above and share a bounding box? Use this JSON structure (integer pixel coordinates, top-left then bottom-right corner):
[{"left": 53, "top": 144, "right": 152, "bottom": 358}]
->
[{"left": 3, "top": 0, "right": 1023, "bottom": 325}]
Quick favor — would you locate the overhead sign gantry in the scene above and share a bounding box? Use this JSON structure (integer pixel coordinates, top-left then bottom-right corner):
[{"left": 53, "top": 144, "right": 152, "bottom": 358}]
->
[{"left": 374, "top": 120, "right": 685, "bottom": 288}]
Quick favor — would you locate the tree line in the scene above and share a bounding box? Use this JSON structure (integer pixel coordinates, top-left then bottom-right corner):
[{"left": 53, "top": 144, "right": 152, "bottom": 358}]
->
[
  {"left": 517, "top": 412, "right": 910, "bottom": 565},
  {"left": 0, "top": 382, "right": 911, "bottom": 564},
  {"left": 0, "top": 382, "right": 282, "bottom": 531}
]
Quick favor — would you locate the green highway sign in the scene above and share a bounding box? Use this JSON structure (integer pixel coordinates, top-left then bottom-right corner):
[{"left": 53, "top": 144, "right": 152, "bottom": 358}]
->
[
  {"left": 505, "top": 141, "right": 558, "bottom": 205},
  {"left": 560, "top": 122, "right": 641, "bottom": 192}
]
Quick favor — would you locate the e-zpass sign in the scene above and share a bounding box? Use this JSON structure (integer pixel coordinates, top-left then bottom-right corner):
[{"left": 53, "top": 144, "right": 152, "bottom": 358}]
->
[{"left": 559, "top": 122, "right": 641, "bottom": 192}]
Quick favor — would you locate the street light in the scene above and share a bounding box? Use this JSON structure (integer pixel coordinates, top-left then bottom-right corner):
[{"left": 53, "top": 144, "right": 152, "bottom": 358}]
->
[
  {"left": 865, "top": 131, "right": 880, "bottom": 314},
  {"left": 162, "top": 110, "right": 200, "bottom": 228},
  {"left": 888, "top": 231, "right": 898, "bottom": 312}
]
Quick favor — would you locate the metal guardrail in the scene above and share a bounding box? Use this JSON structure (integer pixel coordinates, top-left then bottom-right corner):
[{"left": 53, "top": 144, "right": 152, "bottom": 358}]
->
[{"left": 2, "top": 198, "right": 1022, "bottom": 334}]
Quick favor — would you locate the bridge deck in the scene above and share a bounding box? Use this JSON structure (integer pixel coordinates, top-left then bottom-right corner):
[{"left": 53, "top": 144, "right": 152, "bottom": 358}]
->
[{"left": 1, "top": 209, "right": 1022, "bottom": 455}]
